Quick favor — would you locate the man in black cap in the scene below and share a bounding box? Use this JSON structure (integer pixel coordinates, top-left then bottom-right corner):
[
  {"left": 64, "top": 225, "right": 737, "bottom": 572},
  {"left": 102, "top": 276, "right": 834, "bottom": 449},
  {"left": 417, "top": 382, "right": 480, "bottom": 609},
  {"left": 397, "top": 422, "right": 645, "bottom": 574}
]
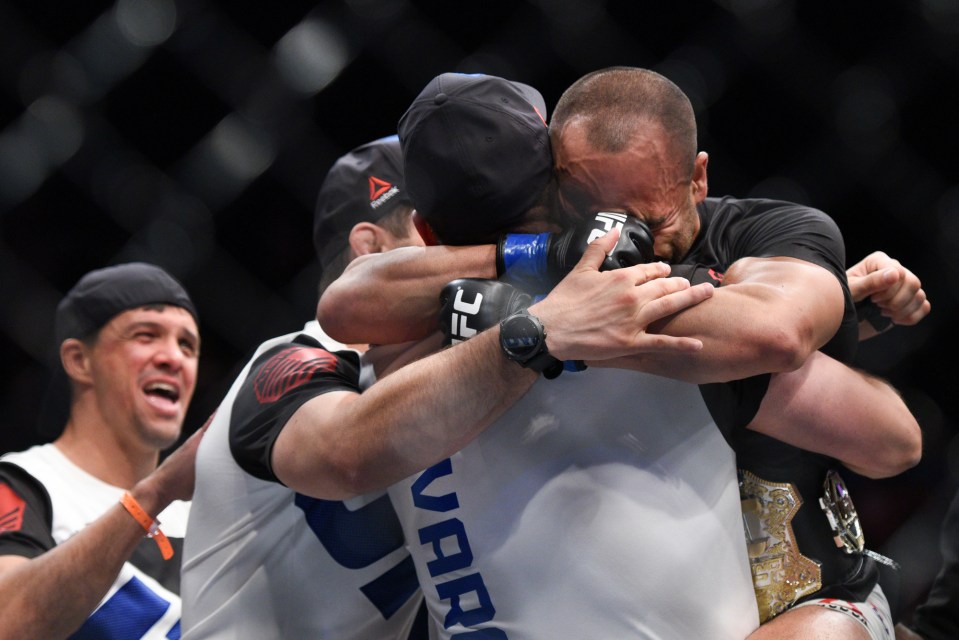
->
[
  {"left": 313, "top": 136, "right": 426, "bottom": 298},
  {"left": 0, "top": 262, "right": 204, "bottom": 638},
  {"left": 180, "top": 135, "right": 707, "bottom": 639}
]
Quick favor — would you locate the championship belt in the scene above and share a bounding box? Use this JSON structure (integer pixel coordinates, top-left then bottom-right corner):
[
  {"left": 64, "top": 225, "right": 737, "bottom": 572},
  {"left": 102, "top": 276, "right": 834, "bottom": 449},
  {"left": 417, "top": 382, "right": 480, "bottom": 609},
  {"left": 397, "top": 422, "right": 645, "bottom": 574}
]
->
[
  {"left": 739, "top": 469, "right": 822, "bottom": 623},
  {"left": 819, "top": 469, "right": 900, "bottom": 569}
]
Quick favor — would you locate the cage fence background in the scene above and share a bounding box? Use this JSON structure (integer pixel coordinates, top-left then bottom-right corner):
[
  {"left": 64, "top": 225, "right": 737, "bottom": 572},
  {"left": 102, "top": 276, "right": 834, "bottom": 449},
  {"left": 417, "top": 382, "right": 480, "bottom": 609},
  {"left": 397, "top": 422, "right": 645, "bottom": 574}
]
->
[{"left": 0, "top": 0, "right": 957, "bottom": 623}]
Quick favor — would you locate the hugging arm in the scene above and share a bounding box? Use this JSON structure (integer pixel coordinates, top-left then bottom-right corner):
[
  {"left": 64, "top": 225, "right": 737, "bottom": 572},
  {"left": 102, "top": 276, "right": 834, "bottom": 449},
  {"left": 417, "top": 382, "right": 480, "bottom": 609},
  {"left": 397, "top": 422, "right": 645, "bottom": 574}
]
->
[
  {"left": 747, "top": 351, "right": 921, "bottom": 478},
  {"left": 272, "top": 326, "right": 537, "bottom": 499},
  {"left": 317, "top": 244, "right": 496, "bottom": 345},
  {"left": 608, "top": 256, "right": 846, "bottom": 383},
  {"left": 320, "top": 249, "right": 845, "bottom": 384}
]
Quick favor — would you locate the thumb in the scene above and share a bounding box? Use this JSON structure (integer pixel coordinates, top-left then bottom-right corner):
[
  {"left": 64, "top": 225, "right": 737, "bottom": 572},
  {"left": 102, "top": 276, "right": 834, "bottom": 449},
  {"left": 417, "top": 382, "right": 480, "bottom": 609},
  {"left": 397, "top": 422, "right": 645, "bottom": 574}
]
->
[
  {"left": 573, "top": 227, "right": 620, "bottom": 272},
  {"left": 849, "top": 268, "right": 900, "bottom": 302}
]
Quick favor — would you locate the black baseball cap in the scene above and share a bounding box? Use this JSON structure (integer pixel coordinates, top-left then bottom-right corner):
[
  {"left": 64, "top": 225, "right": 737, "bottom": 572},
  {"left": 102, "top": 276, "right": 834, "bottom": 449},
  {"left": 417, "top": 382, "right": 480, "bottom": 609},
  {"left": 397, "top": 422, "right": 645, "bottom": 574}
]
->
[
  {"left": 398, "top": 72, "right": 552, "bottom": 246},
  {"left": 55, "top": 262, "right": 198, "bottom": 344},
  {"left": 313, "top": 135, "right": 412, "bottom": 274}
]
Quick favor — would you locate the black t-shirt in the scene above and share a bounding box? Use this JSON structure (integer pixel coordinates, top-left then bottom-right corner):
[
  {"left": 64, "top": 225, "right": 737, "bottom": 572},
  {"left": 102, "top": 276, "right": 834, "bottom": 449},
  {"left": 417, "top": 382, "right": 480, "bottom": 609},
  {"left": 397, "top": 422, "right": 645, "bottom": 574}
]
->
[
  {"left": 685, "top": 196, "right": 877, "bottom": 603},
  {"left": 687, "top": 195, "right": 858, "bottom": 361}
]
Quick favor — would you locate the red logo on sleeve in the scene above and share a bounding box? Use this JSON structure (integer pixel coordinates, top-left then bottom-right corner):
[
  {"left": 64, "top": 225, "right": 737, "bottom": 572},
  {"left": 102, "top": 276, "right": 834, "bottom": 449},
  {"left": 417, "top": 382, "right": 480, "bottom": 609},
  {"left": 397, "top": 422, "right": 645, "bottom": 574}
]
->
[
  {"left": 253, "top": 347, "right": 339, "bottom": 403},
  {"left": 0, "top": 483, "right": 26, "bottom": 533}
]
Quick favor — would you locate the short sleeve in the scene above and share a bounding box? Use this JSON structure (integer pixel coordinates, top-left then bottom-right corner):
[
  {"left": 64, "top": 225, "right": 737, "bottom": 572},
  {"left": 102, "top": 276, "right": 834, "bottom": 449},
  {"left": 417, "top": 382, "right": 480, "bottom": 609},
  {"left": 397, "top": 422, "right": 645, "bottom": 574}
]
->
[
  {"left": 229, "top": 335, "right": 362, "bottom": 483},
  {"left": 696, "top": 197, "right": 858, "bottom": 362},
  {"left": 0, "top": 462, "right": 56, "bottom": 558}
]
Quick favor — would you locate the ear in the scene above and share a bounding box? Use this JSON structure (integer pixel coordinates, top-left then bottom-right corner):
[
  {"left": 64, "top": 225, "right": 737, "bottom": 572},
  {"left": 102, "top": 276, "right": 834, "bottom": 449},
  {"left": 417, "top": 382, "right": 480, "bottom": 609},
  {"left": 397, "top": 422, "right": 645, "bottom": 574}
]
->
[
  {"left": 412, "top": 210, "right": 440, "bottom": 246},
  {"left": 691, "top": 151, "right": 708, "bottom": 204},
  {"left": 348, "top": 222, "right": 384, "bottom": 257},
  {"left": 60, "top": 339, "right": 94, "bottom": 386}
]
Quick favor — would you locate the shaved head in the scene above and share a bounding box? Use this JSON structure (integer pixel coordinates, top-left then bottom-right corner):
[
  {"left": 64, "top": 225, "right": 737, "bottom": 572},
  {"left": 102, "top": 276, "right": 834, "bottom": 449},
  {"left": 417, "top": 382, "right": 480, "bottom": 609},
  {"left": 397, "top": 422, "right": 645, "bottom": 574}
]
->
[{"left": 550, "top": 66, "right": 698, "bottom": 179}]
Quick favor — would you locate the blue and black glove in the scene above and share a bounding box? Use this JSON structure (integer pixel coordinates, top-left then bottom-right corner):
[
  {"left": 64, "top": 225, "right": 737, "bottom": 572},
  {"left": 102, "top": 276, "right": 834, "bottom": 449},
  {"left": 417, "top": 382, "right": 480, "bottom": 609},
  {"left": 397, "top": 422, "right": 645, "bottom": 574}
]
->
[{"left": 496, "top": 211, "right": 655, "bottom": 292}]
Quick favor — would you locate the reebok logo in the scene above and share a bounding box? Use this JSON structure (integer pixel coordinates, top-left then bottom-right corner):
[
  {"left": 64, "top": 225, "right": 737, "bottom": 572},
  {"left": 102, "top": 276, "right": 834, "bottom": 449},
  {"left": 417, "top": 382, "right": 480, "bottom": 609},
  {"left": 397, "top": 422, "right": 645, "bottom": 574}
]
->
[{"left": 369, "top": 176, "right": 400, "bottom": 209}]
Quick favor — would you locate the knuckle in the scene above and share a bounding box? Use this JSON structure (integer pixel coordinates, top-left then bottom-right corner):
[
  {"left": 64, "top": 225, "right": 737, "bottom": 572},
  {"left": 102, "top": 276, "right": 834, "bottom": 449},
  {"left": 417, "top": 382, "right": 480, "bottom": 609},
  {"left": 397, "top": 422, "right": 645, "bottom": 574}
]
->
[{"left": 609, "top": 269, "right": 633, "bottom": 285}]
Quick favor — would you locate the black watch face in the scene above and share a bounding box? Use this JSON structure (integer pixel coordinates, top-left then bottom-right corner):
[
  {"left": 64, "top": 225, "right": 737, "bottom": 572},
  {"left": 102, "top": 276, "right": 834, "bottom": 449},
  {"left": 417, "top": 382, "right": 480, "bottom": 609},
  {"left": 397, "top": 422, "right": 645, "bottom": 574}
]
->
[{"left": 501, "top": 315, "right": 540, "bottom": 361}]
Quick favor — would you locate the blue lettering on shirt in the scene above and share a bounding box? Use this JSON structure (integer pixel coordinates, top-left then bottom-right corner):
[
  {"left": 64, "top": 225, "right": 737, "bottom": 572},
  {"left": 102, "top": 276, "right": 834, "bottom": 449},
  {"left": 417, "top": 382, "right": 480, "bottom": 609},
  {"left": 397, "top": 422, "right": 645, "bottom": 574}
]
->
[{"left": 412, "top": 459, "right": 505, "bottom": 637}]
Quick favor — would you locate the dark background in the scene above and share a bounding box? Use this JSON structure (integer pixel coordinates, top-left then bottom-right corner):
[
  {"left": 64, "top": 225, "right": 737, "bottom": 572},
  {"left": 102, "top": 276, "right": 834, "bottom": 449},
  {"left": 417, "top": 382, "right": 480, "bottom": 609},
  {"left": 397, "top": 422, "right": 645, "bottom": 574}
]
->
[{"left": 1, "top": 0, "right": 955, "bottom": 625}]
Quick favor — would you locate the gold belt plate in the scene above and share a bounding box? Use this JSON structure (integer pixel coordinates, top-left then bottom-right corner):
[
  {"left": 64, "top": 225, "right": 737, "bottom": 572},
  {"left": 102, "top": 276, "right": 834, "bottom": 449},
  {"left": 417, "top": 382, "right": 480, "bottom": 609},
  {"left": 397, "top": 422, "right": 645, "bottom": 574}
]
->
[{"left": 739, "top": 469, "right": 822, "bottom": 623}]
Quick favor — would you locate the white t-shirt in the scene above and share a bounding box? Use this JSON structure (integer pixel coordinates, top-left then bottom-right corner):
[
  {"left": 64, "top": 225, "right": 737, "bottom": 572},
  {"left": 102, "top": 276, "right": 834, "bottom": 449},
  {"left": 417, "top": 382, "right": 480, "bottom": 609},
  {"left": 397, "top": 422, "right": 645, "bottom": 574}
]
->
[
  {"left": 1, "top": 444, "right": 188, "bottom": 639},
  {"left": 180, "top": 322, "right": 424, "bottom": 640},
  {"left": 379, "top": 363, "right": 760, "bottom": 639}
]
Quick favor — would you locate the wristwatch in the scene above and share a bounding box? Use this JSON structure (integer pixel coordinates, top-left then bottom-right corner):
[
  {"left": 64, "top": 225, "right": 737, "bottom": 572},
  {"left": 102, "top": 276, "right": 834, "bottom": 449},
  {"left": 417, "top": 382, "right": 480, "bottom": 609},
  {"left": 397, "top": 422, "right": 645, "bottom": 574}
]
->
[{"left": 499, "top": 311, "right": 564, "bottom": 379}]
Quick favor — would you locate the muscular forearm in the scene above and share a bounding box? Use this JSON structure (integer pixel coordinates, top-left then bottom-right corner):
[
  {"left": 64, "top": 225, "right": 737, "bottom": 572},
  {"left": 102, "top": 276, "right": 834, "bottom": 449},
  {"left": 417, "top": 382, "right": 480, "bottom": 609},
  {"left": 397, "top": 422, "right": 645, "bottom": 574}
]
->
[
  {"left": 276, "top": 328, "right": 537, "bottom": 499},
  {"left": 317, "top": 244, "right": 497, "bottom": 345},
  {"left": 342, "top": 328, "right": 535, "bottom": 490},
  {"left": 748, "top": 351, "right": 922, "bottom": 478},
  {"left": 0, "top": 482, "right": 175, "bottom": 639},
  {"left": 609, "top": 257, "right": 845, "bottom": 383}
]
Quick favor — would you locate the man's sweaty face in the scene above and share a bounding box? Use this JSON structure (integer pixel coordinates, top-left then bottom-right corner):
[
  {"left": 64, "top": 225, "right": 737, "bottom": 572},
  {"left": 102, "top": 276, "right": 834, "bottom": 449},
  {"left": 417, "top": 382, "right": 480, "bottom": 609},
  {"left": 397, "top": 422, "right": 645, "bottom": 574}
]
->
[{"left": 552, "top": 120, "right": 700, "bottom": 262}]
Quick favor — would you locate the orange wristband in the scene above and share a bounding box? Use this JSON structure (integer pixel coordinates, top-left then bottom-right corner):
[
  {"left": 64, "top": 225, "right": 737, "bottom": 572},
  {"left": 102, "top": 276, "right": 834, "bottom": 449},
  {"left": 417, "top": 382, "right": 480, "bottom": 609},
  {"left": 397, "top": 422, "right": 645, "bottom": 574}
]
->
[{"left": 120, "top": 492, "right": 174, "bottom": 560}]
